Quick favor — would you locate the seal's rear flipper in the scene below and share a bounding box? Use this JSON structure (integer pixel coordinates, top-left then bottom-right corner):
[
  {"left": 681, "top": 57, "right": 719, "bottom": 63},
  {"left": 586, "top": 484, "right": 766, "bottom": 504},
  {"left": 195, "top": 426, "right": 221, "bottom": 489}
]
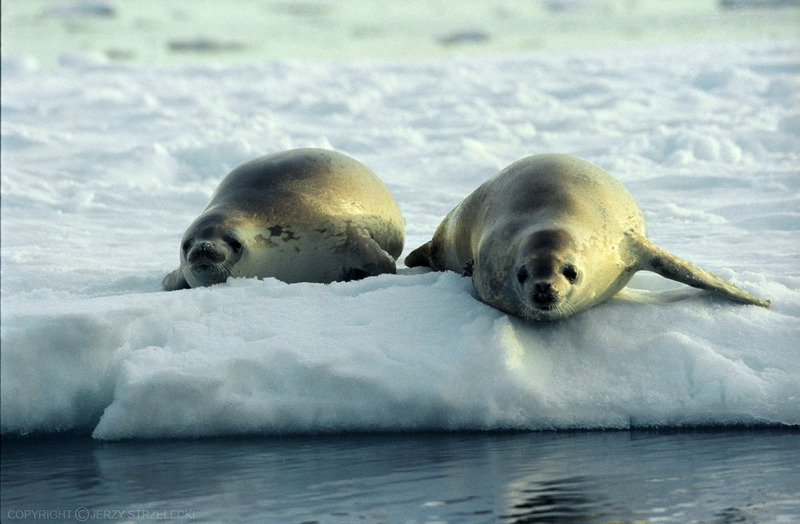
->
[
  {"left": 404, "top": 242, "right": 432, "bottom": 268},
  {"left": 162, "top": 269, "right": 190, "bottom": 291},
  {"left": 625, "top": 231, "right": 770, "bottom": 307}
]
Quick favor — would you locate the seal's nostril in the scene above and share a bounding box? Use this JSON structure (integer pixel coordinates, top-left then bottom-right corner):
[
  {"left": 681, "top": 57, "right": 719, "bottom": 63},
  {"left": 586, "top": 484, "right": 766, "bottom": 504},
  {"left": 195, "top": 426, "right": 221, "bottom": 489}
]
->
[{"left": 531, "top": 281, "right": 557, "bottom": 307}]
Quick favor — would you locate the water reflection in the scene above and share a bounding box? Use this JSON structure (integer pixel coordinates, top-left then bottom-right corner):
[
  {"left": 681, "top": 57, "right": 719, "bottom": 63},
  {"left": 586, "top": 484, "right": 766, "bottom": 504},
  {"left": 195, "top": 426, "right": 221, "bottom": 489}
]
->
[
  {"left": 502, "top": 476, "right": 607, "bottom": 523},
  {"left": 2, "top": 429, "right": 798, "bottom": 523}
]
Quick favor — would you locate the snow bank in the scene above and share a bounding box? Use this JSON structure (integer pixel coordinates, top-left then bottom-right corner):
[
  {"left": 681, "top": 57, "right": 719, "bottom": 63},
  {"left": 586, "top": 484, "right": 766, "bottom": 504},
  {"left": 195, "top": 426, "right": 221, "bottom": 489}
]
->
[{"left": 2, "top": 41, "right": 798, "bottom": 439}]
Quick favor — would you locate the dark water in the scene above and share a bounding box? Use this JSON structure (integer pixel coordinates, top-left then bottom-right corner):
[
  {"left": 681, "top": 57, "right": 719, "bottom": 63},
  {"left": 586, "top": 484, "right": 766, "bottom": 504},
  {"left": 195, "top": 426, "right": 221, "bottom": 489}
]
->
[{"left": 2, "top": 429, "right": 799, "bottom": 523}]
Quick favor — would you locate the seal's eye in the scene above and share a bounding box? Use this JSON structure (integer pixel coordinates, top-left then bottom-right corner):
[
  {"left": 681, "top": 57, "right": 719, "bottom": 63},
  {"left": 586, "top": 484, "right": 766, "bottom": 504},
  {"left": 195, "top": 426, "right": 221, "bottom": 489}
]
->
[
  {"left": 517, "top": 265, "right": 529, "bottom": 284},
  {"left": 562, "top": 264, "right": 578, "bottom": 283},
  {"left": 182, "top": 239, "right": 193, "bottom": 254},
  {"left": 228, "top": 238, "right": 243, "bottom": 253}
]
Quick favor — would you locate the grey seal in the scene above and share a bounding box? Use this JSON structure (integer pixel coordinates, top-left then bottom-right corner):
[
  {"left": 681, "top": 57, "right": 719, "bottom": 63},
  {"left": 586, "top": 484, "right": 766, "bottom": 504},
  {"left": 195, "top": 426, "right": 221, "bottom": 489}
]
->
[
  {"left": 163, "top": 148, "right": 405, "bottom": 290},
  {"left": 405, "top": 153, "right": 770, "bottom": 321}
]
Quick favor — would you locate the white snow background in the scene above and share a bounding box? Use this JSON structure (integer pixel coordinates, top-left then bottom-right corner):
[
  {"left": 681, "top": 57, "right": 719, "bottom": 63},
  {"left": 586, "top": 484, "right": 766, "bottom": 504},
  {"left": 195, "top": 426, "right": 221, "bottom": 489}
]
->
[{"left": 2, "top": 15, "right": 799, "bottom": 438}]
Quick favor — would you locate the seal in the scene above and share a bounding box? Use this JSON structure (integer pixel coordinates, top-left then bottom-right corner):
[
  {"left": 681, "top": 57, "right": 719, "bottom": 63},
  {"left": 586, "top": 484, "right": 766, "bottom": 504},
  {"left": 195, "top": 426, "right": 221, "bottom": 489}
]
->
[
  {"left": 163, "top": 148, "right": 405, "bottom": 290},
  {"left": 405, "top": 153, "right": 770, "bottom": 321}
]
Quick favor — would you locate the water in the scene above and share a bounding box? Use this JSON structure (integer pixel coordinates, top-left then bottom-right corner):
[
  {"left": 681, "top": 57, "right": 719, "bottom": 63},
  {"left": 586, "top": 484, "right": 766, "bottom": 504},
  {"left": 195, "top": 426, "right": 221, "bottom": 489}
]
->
[{"left": 2, "top": 429, "right": 798, "bottom": 523}]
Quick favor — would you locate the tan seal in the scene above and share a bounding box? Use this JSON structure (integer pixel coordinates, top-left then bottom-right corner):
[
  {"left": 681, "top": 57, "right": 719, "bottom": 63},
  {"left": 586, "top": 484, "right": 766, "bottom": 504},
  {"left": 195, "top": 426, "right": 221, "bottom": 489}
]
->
[
  {"left": 163, "top": 148, "right": 405, "bottom": 290},
  {"left": 405, "top": 153, "right": 770, "bottom": 321}
]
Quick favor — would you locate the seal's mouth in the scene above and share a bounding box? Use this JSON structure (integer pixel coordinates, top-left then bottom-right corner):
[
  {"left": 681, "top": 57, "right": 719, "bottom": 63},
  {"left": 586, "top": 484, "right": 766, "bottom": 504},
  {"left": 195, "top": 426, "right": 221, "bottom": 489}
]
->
[
  {"left": 191, "top": 260, "right": 220, "bottom": 272},
  {"left": 530, "top": 281, "right": 560, "bottom": 309},
  {"left": 186, "top": 255, "right": 231, "bottom": 287},
  {"left": 182, "top": 239, "right": 237, "bottom": 287},
  {"left": 521, "top": 287, "right": 574, "bottom": 321},
  {"left": 190, "top": 264, "right": 225, "bottom": 277},
  {"left": 523, "top": 303, "right": 572, "bottom": 322},
  {"left": 186, "top": 263, "right": 230, "bottom": 287}
]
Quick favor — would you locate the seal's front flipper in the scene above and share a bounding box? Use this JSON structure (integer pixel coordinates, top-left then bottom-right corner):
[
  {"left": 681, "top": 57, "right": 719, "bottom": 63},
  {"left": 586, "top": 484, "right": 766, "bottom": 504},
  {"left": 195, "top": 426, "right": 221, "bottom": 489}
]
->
[
  {"left": 162, "top": 268, "right": 190, "bottom": 291},
  {"left": 404, "top": 241, "right": 432, "bottom": 268},
  {"left": 625, "top": 231, "right": 770, "bottom": 307},
  {"left": 343, "top": 234, "right": 397, "bottom": 281},
  {"left": 461, "top": 259, "right": 474, "bottom": 277}
]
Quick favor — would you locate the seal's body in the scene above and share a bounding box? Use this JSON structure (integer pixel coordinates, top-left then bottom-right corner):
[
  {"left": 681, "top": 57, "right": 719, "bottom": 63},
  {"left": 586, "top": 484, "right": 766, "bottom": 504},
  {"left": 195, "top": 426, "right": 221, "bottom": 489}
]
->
[
  {"left": 163, "top": 148, "right": 404, "bottom": 290},
  {"left": 405, "top": 154, "right": 769, "bottom": 321}
]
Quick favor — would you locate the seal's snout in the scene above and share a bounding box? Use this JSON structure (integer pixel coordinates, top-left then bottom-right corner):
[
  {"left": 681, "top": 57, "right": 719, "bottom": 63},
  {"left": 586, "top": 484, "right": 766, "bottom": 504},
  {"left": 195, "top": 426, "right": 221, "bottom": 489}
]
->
[
  {"left": 184, "top": 240, "right": 230, "bottom": 288},
  {"left": 531, "top": 281, "right": 559, "bottom": 309},
  {"left": 188, "top": 241, "right": 225, "bottom": 264}
]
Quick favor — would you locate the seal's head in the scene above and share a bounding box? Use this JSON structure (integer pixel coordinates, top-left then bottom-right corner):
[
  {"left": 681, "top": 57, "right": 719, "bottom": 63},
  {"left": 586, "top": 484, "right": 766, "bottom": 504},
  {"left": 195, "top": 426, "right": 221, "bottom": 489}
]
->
[
  {"left": 513, "top": 228, "right": 582, "bottom": 321},
  {"left": 179, "top": 214, "right": 245, "bottom": 288}
]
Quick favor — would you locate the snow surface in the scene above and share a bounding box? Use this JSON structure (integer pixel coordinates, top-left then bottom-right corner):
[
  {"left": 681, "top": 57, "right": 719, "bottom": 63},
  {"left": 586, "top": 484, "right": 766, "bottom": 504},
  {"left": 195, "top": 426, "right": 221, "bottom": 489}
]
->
[
  {"left": 2, "top": 39, "right": 799, "bottom": 439},
  {"left": 4, "top": 0, "right": 799, "bottom": 67}
]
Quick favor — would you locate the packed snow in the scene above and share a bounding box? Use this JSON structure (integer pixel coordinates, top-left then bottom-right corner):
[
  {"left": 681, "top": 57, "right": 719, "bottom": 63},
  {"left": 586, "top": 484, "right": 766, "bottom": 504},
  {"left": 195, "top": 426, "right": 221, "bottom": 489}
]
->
[{"left": 2, "top": 35, "right": 799, "bottom": 439}]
